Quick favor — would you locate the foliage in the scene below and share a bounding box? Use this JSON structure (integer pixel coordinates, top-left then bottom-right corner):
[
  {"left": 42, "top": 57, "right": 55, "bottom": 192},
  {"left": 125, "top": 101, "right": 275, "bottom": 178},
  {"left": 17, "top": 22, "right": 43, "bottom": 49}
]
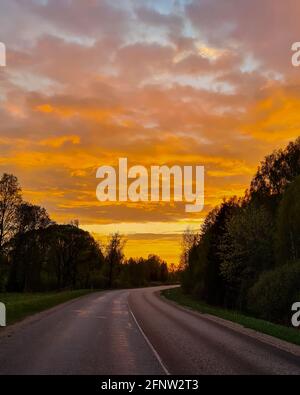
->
[
  {"left": 219, "top": 204, "right": 274, "bottom": 309},
  {"left": 16, "top": 202, "right": 53, "bottom": 233},
  {"left": 182, "top": 197, "right": 239, "bottom": 305},
  {"left": 117, "top": 255, "right": 169, "bottom": 288},
  {"left": 276, "top": 175, "right": 300, "bottom": 264},
  {"left": 181, "top": 137, "right": 300, "bottom": 324},
  {"left": 248, "top": 261, "right": 300, "bottom": 324},
  {"left": 0, "top": 174, "right": 22, "bottom": 250},
  {"left": 250, "top": 136, "right": 300, "bottom": 200},
  {"left": 104, "top": 233, "right": 126, "bottom": 288},
  {"left": 8, "top": 225, "right": 105, "bottom": 292}
]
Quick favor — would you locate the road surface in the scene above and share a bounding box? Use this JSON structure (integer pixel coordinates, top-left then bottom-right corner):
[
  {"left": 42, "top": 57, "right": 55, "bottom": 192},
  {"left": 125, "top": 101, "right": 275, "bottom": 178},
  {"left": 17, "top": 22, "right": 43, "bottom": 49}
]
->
[{"left": 0, "top": 286, "right": 300, "bottom": 375}]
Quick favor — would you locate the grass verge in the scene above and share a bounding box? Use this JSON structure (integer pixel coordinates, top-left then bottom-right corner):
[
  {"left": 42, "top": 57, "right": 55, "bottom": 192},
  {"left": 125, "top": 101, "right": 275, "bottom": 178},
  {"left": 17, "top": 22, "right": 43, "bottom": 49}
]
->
[
  {"left": 162, "top": 287, "right": 300, "bottom": 346},
  {"left": 0, "top": 290, "right": 96, "bottom": 326}
]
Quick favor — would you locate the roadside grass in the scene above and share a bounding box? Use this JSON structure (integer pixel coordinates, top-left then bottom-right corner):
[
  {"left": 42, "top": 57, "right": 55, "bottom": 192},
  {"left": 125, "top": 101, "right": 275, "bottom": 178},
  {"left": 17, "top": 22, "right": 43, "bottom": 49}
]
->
[
  {"left": 162, "top": 287, "right": 300, "bottom": 347},
  {"left": 0, "top": 290, "right": 96, "bottom": 326}
]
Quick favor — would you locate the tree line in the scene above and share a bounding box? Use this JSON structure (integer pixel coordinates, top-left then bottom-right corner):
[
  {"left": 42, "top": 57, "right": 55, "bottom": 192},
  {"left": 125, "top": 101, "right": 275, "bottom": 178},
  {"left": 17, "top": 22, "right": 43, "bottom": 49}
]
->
[
  {"left": 181, "top": 137, "right": 300, "bottom": 325},
  {"left": 0, "top": 175, "right": 173, "bottom": 292}
]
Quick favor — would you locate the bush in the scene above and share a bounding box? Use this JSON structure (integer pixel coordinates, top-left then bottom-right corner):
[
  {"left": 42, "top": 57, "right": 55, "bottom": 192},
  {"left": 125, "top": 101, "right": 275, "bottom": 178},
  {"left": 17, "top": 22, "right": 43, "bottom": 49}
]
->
[{"left": 248, "top": 261, "right": 300, "bottom": 324}]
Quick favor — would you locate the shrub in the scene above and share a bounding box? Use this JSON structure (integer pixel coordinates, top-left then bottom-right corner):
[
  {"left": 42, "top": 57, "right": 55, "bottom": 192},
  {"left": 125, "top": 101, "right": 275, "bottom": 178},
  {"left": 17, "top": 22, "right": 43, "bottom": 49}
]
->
[{"left": 248, "top": 261, "right": 300, "bottom": 324}]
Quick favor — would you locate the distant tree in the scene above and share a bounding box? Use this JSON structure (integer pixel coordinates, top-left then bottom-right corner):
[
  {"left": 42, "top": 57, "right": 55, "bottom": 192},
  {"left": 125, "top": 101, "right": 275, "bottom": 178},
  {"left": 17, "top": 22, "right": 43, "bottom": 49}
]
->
[
  {"left": 117, "top": 255, "right": 169, "bottom": 288},
  {"left": 105, "top": 233, "right": 126, "bottom": 288},
  {"left": 160, "top": 261, "right": 169, "bottom": 283},
  {"left": 180, "top": 228, "right": 198, "bottom": 271},
  {"left": 0, "top": 174, "right": 22, "bottom": 250},
  {"left": 119, "top": 257, "right": 143, "bottom": 288},
  {"left": 168, "top": 263, "right": 179, "bottom": 283}
]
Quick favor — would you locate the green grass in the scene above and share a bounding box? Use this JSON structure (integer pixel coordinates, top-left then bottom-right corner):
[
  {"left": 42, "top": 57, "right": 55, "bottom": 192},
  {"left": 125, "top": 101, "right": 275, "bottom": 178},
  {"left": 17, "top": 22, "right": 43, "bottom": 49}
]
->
[
  {"left": 0, "top": 290, "right": 96, "bottom": 326},
  {"left": 162, "top": 287, "right": 300, "bottom": 347}
]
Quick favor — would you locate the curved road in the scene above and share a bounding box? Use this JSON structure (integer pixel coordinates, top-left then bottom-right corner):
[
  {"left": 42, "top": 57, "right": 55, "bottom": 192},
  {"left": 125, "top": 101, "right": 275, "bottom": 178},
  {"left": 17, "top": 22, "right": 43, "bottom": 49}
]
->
[{"left": 0, "top": 286, "right": 300, "bottom": 375}]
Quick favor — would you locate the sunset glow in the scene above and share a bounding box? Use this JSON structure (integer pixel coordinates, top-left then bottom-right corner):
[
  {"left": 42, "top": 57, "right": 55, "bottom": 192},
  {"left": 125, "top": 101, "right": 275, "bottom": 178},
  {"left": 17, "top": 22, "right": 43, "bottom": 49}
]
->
[{"left": 0, "top": 0, "right": 299, "bottom": 264}]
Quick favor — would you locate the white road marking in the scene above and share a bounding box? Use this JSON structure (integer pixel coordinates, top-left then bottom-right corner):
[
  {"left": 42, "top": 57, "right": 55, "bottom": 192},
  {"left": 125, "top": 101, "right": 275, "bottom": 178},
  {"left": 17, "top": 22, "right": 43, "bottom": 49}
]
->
[{"left": 128, "top": 303, "right": 170, "bottom": 375}]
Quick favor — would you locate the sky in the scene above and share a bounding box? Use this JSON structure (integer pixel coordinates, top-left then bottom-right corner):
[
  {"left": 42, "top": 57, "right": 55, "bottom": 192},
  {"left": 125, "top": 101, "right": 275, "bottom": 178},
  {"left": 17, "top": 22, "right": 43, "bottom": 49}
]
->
[{"left": 0, "top": 0, "right": 300, "bottom": 264}]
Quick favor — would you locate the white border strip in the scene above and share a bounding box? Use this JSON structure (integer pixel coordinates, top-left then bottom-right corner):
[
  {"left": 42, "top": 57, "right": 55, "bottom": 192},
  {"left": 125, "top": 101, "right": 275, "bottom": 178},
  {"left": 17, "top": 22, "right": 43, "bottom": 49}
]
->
[{"left": 128, "top": 304, "right": 170, "bottom": 375}]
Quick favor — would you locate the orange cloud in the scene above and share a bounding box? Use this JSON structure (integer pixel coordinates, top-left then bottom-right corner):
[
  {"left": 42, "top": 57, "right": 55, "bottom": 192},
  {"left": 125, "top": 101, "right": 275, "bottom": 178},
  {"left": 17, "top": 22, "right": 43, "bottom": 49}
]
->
[
  {"left": 40, "top": 135, "right": 81, "bottom": 148},
  {"left": 243, "top": 88, "right": 300, "bottom": 142},
  {"left": 1, "top": 0, "right": 300, "bottom": 264}
]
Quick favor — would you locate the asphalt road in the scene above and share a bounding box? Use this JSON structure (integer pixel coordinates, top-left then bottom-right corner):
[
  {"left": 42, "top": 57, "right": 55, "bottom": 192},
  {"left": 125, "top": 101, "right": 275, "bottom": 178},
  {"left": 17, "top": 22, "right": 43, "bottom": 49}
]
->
[{"left": 0, "top": 286, "right": 300, "bottom": 375}]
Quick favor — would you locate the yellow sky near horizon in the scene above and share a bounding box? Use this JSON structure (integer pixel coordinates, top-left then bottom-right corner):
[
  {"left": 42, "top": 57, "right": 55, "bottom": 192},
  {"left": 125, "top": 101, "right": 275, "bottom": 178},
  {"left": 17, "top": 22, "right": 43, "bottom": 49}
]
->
[{"left": 82, "top": 221, "right": 202, "bottom": 264}]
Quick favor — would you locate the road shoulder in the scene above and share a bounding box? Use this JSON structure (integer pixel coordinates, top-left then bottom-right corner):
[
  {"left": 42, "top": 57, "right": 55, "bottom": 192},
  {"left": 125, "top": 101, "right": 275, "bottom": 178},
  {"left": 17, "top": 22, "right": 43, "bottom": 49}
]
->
[
  {"left": 0, "top": 290, "right": 105, "bottom": 338},
  {"left": 159, "top": 288, "right": 300, "bottom": 357}
]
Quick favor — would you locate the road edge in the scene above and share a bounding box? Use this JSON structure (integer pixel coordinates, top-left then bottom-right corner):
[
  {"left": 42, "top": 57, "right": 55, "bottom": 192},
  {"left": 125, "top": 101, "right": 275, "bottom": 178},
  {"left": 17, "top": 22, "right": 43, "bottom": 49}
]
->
[
  {"left": 159, "top": 288, "right": 300, "bottom": 357},
  {"left": 0, "top": 290, "right": 106, "bottom": 339}
]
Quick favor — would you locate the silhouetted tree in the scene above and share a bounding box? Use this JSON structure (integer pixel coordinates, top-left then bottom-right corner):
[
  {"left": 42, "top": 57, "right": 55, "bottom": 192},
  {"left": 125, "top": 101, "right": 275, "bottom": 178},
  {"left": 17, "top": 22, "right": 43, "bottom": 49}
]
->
[
  {"left": 181, "top": 137, "right": 300, "bottom": 323},
  {"left": 0, "top": 174, "right": 22, "bottom": 250},
  {"left": 180, "top": 228, "right": 198, "bottom": 271},
  {"left": 250, "top": 137, "right": 300, "bottom": 207},
  {"left": 219, "top": 203, "right": 274, "bottom": 309},
  {"left": 16, "top": 202, "right": 53, "bottom": 234},
  {"left": 183, "top": 197, "right": 239, "bottom": 305},
  {"left": 105, "top": 233, "right": 125, "bottom": 288},
  {"left": 46, "top": 225, "right": 104, "bottom": 290}
]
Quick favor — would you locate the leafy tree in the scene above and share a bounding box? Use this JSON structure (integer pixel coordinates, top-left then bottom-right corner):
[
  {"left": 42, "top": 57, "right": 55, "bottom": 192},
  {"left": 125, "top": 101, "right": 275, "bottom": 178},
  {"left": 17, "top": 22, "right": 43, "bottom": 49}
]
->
[
  {"left": 276, "top": 175, "right": 300, "bottom": 264},
  {"left": 7, "top": 203, "right": 53, "bottom": 291},
  {"left": 105, "top": 233, "right": 125, "bottom": 288},
  {"left": 250, "top": 137, "right": 300, "bottom": 203},
  {"left": 8, "top": 229, "right": 45, "bottom": 292},
  {"left": 181, "top": 137, "right": 300, "bottom": 320},
  {"left": 0, "top": 174, "right": 22, "bottom": 250},
  {"left": 8, "top": 225, "right": 104, "bottom": 292},
  {"left": 192, "top": 198, "right": 239, "bottom": 305},
  {"left": 180, "top": 228, "right": 198, "bottom": 271},
  {"left": 16, "top": 202, "right": 53, "bottom": 234},
  {"left": 47, "top": 225, "right": 104, "bottom": 290},
  {"left": 219, "top": 204, "right": 274, "bottom": 309}
]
